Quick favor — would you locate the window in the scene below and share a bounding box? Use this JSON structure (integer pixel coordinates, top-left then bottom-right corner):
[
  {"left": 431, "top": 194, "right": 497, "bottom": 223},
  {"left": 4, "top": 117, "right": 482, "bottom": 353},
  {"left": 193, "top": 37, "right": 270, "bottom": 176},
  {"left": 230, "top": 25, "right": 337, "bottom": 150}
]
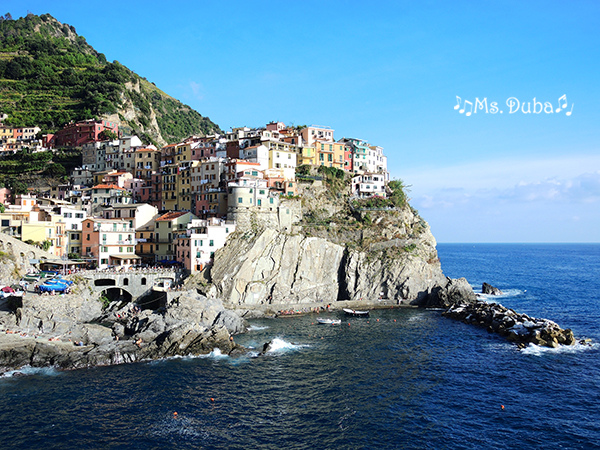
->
[
  {"left": 270, "top": 198, "right": 274, "bottom": 204},
  {"left": 258, "top": 199, "right": 262, "bottom": 206},
  {"left": 86, "top": 234, "right": 90, "bottom": 241},
  {"left": 238, "top": 198, "right": 242, "bottom": 204},
  {"left": 119, "top": 247, "right": 123, "bottom": 252},
  {"left": 128, "top": 247, "right": 133, "bottom": 252}
]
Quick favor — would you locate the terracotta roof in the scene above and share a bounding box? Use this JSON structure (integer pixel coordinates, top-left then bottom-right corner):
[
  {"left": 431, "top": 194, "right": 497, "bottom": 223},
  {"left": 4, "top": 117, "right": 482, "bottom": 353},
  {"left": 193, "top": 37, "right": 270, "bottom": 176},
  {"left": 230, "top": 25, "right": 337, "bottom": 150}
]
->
[
  {"left": 156, "top": 211, "right": 188, "bottom": 221},
  {"left": 92, "top": 184, "right": 125, "bottom": 190}
]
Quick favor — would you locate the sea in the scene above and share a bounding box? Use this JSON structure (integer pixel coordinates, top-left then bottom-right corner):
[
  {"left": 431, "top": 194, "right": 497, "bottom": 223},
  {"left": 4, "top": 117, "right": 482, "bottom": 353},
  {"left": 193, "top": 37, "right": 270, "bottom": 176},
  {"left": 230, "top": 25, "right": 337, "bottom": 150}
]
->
[{"left": 1, "top": 243, "right": 599, "bottom": 449}]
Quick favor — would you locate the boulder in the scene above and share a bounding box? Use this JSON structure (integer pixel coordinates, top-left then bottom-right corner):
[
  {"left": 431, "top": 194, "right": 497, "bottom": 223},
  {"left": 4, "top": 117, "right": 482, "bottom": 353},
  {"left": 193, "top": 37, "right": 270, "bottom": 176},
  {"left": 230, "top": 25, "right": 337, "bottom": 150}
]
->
[
  {"left": 213, "top": 310, "right": 247, "bottom": 335},
  {"left": 482, "top": 283, "right": 503, "bottom": 295}
]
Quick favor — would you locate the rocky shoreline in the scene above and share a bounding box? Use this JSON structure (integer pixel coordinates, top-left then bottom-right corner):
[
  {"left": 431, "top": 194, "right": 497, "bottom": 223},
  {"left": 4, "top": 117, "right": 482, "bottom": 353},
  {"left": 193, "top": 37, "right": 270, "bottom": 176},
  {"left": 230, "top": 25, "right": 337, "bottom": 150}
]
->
[
  {"left": 0, "top": 289, "right": 247, "bottom": 375},
  {"left": 0, "top": 276, "right": 582, "bottom": 375}
]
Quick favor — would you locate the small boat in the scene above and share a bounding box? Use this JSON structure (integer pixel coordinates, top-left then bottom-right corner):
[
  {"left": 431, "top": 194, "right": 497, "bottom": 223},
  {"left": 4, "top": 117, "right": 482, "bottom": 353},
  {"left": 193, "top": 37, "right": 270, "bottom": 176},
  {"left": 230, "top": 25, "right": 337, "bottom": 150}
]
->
[
  {"left": 316, "top": 318, "right": 341, "bottom": 325},
  {"left": 343, "top": 308, "right": 370, "bottom": 317}
]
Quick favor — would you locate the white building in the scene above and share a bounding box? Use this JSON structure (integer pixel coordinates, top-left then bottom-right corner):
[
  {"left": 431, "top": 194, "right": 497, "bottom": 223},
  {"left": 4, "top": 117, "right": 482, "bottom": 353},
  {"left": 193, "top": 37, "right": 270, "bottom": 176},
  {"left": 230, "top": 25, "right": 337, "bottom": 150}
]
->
[
  {"left": 240, "top": 144, "right": 269, "bottom": 171},
  {"left": 175, "top": 217, "right": 236, "bottom": 272},
  {"left": 352, "top": 173, "right": 387, "bottom": 198},
  {"left": 57, "top": 206, "right": 87, "bottom": 256}
]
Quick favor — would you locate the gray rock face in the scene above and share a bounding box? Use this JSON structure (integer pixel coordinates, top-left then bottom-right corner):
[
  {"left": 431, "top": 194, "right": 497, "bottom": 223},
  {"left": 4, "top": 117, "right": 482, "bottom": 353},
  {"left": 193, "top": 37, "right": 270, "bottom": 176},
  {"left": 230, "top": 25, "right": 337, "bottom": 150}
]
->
[{"left": 210, "top": 224, "right": 449, "bottom": 307}]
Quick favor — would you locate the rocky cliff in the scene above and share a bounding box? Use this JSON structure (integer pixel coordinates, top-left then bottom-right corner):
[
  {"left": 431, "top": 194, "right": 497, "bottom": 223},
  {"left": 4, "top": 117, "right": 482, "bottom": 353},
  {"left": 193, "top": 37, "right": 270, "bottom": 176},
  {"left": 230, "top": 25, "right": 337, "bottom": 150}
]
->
[{"left": 207, "top": 173, "right": 473, "bottom": 310}]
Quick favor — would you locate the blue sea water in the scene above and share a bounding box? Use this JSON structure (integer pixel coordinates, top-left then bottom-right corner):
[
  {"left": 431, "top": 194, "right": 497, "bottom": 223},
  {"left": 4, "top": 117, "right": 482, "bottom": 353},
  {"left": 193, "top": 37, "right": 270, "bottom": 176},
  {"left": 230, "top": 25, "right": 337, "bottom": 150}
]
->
[{"left": 1, "top": 244, "right": 599, "bottom": 449}]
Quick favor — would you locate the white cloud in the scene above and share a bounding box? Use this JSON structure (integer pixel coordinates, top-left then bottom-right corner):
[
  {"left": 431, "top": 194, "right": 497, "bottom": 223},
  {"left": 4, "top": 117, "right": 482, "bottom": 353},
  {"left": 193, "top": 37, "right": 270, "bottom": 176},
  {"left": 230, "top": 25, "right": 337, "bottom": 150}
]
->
[
  {"left": 405, "top": 157, "right": 600, "bottom": 242},
  {"left": 188, "top": 81, "right": 204, "bottom": 101},
  {"left": 405, "top": 155, "right": 600, "bottom": 210}
]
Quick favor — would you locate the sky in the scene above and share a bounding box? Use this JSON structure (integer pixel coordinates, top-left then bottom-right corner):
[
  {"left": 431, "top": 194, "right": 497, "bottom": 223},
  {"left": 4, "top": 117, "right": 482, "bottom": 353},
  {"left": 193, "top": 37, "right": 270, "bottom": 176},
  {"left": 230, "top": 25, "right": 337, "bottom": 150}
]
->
[{"left": 4, "top": 0, "right": 600, "bottom": 242}]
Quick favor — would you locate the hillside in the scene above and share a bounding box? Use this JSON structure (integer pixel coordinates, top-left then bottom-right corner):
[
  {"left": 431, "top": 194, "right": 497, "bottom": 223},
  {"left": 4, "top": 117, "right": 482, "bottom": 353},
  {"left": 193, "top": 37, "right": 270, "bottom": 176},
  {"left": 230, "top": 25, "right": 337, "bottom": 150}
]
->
[{"left": 0, "top": 13, "right": 220, "bottom": 146}]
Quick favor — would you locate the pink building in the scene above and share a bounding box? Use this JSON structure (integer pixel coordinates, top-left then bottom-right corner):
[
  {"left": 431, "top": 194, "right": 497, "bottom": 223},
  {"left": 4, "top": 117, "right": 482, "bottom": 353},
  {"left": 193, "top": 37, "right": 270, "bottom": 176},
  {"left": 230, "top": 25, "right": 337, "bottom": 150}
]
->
[{"left": 52, "top": 119, "right": 119, "bottom": 148}]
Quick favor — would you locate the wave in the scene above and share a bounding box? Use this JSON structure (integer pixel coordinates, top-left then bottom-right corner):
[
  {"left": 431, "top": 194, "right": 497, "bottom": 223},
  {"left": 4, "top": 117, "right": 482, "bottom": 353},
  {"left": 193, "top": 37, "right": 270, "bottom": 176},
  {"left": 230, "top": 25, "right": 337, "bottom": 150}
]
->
[
  {"left": 475, "top": 288, "right": 526, "bottom": 302},
  {"left": 520, "top": 341, "right": 598, "bottom": 356},
  {"left": 263, "top": 337, "right": 307, "bottom": 354},
  {"left": 0, "top": 366, "right": 61, "bottom": 378},
  {"left": 247, "top": 325, "right": 270, "bottom": 331}
]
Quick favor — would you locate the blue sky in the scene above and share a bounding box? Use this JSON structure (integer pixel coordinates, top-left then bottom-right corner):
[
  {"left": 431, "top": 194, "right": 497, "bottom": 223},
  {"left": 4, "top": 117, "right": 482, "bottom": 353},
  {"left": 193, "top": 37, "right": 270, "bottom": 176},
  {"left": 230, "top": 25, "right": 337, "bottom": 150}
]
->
[{"left": 5, "top": 1, "right": 600, "bottom": 242}]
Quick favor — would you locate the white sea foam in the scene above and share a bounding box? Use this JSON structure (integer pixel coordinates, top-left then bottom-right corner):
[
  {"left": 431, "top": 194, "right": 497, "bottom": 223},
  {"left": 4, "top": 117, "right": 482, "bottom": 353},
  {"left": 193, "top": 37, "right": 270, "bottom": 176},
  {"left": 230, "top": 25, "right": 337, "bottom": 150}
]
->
[
  {"left": 475, "top": 288, "right": 525, "bottom": 301},
  {"left": 520, "top": 341, "right": 598, "bottom": 356},
  {"left": 247, "top": 325, "right": 269, "bottom": 331},
  {"left": 264, "top": 337, "right": 306, "bottom": 353},
  {"left": 1, "top": 366, "right": 60, "bottom": 378}
]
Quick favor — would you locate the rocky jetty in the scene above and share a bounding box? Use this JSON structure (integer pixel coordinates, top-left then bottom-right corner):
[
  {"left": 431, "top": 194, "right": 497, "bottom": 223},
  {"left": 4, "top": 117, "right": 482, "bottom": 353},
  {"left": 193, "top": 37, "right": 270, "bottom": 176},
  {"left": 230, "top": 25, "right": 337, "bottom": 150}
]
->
[
  {"left": 442, "top": 300, "right": 576, "bottom": 348},
  {"left": 0, "top": 288, "right": 247, "bottom": 374}
]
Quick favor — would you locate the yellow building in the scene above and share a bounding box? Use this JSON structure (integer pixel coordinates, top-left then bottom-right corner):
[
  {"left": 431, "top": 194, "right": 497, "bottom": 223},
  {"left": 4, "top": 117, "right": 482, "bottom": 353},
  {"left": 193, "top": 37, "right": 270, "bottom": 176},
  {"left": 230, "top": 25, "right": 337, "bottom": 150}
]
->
[
  {"left": 134, "top": 148, "right": 160, "bottom": 180},
  {"left": 161, "top": 163, "right": 178, "bottom": 211},
  {"left": 296, "top": 146, "right": 317, "bottom": 166},
  {"left": 176, "top": 161, "right": 198, "bottom": 212},
  {"left": 315, "top": 140, "right": 345, "bottom": 170}
]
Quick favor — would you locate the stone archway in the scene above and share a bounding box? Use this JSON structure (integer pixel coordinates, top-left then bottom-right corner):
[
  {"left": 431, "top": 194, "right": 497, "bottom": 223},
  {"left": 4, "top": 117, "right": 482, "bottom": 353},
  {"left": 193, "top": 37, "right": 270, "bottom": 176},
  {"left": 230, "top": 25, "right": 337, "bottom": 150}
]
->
[{"left": 100, "top": 287, "right": 133, "bottom": 303}]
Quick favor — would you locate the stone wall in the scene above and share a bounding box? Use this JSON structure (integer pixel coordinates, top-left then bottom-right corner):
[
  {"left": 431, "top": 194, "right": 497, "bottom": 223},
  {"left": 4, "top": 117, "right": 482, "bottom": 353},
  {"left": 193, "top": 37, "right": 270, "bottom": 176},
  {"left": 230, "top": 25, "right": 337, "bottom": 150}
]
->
[{"left": 0, "top": 232, "right": 57, "bottom": 273}]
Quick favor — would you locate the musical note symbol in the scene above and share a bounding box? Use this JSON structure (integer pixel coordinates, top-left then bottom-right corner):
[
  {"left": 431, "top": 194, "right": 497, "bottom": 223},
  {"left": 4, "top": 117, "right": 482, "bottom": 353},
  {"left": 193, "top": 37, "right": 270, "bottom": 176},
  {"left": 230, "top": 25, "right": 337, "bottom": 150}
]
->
[
  {"left": 454, "top": 96, "right": 461, "bottom": 110},
  {"left": 555, "top": 94, "right": 567, "bottom": 113},
  {"left": 459, "top": 100, "right": 473, "bottom": 116},
  {"left": 566, "top": 103, "right": 574, "bottom": 116}
]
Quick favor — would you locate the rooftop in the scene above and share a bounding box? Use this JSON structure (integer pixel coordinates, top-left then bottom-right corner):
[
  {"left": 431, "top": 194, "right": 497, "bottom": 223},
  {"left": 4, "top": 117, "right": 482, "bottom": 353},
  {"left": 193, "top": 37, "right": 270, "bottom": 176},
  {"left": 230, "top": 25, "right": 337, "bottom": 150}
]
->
[
  {"left": 92, "top": 184, "right": 125, "bottom": 190},
  {"left": 156, "top": 211, "right": 189, "bottom": 222}
]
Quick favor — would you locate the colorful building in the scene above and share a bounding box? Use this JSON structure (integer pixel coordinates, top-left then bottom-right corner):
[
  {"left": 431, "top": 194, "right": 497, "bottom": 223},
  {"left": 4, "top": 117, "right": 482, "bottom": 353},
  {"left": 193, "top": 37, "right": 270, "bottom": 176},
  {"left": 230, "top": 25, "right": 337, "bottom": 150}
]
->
[
  {"left": 81, "top": 218, "right": 138, "bottom": 269},
  {"left": 175, "top": 218, "right": 236, "bottom": 273},
  {"left": 52, "top": 119, "right": 119, "bottom": 148}
]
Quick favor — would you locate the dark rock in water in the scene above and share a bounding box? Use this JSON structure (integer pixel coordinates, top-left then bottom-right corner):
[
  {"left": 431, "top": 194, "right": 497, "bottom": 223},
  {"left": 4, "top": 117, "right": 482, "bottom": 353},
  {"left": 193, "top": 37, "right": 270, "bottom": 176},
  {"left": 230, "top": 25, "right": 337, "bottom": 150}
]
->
[
  {"left": 442, "top": 300, "right": 576, "bottom": 348},
  {"left": 260, "top": 340, "right": 274, "bottom": 355},
  {"left": 482, "top": 283, "right": 503, "bottom": 295}
]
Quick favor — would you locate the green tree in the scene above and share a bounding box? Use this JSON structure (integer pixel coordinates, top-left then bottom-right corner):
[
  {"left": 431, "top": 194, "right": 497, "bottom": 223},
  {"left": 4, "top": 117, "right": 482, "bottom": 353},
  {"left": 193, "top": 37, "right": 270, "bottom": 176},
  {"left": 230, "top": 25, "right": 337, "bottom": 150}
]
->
[{"left": 98, "top": 129, "right": 117, "bottom": 140}]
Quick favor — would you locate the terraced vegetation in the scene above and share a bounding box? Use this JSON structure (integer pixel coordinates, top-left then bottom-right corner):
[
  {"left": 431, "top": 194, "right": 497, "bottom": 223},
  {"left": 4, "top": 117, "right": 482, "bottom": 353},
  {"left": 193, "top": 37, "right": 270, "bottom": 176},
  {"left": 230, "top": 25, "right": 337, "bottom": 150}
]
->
[{"left": 0, "top": 13, "right": 220, "bottom": 144}]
